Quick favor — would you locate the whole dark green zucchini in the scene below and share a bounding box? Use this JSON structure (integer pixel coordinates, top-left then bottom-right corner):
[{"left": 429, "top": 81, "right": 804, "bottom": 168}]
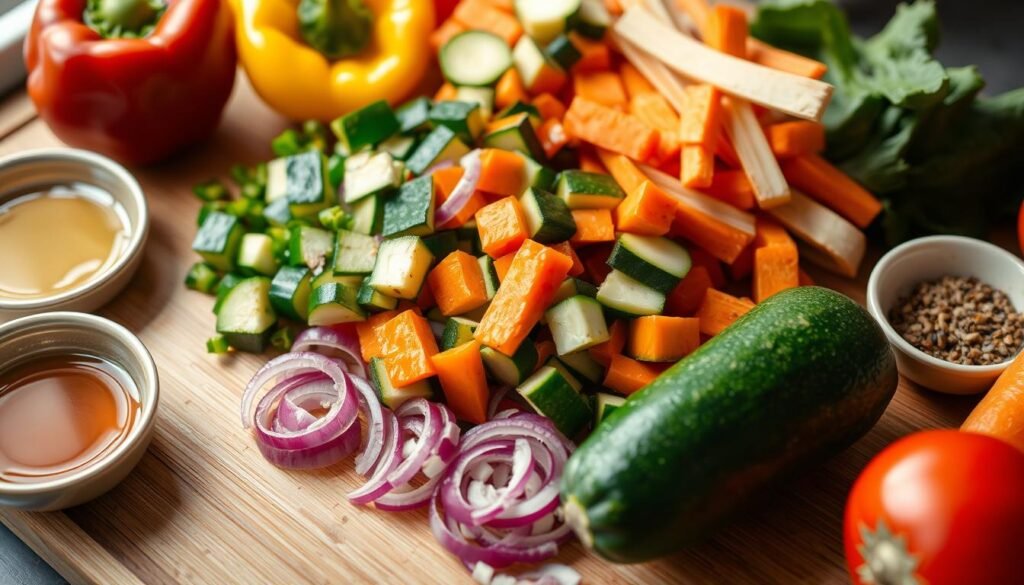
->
[{"left": 560, "top": 287, "right": 898, "bottom": 562}]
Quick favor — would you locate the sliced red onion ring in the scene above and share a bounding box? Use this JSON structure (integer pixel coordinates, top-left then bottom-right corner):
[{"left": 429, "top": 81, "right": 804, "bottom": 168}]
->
[
  {"left": 431, "top": 416, "right": 575, "bottom": 569},
  {"left": 435, "top": 150, "right": 482, "bottom": 227},
  {"left": 348, "top": 409, "right": 402, "bottom": 504},
  {"left": 291, "top": 325, "right": 366, "bottom": 377}
]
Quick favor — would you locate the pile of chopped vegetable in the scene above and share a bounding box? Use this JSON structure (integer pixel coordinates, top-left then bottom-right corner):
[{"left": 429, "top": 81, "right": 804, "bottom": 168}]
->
[
  {"left": 752, "top": 0, "right": 1024, "bottom": 244},
  {"left": 182, "top": 0, "right": 916, "bottom": 580}
]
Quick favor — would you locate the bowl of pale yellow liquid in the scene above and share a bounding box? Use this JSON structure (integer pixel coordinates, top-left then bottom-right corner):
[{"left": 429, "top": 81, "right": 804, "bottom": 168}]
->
[{"left": 0, "top": 149, "right": 148, "bottom": 319}]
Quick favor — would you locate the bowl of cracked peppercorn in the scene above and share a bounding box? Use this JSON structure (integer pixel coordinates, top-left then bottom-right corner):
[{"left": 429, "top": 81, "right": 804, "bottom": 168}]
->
[{"left": 867, "top": 235, "right": 1024, "bottom": 394}]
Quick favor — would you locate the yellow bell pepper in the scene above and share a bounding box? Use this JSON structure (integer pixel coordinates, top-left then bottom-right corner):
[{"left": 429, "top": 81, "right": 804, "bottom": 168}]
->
[{"left": 232, "top": 0, "right": 434, "bottom": 121}]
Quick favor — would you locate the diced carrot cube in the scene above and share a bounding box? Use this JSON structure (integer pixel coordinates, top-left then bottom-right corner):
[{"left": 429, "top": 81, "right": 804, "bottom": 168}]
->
[
  {"left": 380, "top": 310, "right": 440, "bottom": 386},
  {"left": 570, "top": 209, "right": 615, "bottom": 246},
  {"left": 475, "top": 196, "right": 530, "bottom": 258},
  {"left": 603, "top": 354, "right": 665, "bottom": 395},
  {"left": 428, "top": 251, "right": 489, "bottom": 316},
  {"left": 629, "top": 316, "right": 701, "bottom": 362},
  {"left": 615, "top": 181, "right": 676, "bottom": 236},
  {"left": 432, "top": 340, "right": 490, "bottom": 424}
]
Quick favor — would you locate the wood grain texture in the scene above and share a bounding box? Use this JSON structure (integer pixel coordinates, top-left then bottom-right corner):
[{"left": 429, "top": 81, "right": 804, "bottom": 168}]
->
[{"left": 0, "top": 80, "right": 980, "bottom": 585}]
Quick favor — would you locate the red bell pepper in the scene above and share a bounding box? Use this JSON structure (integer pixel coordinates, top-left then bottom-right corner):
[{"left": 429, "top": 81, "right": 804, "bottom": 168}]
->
[{"left": 24, "top": 0, "right": 237, "bottom": 165}]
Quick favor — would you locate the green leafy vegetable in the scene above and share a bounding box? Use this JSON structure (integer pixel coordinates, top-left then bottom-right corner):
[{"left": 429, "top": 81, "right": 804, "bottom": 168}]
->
[{"left": 753, "top": 0, "right": 1024, "bottom": 244}]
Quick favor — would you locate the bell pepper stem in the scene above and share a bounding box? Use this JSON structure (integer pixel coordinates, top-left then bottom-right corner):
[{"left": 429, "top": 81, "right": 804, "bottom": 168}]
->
[
  {"left": 297, "top": 0, "right": 374, "bottom": 60},
  {"left": 84, "top": 0, "right": 167, "bottom": 39}
]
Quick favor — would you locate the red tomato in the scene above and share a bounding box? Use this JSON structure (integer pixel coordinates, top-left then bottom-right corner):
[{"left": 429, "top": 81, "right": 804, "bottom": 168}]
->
[
  {"left": 434, "top": 0, "right": 460, "bottom": 24},
  {"left": 844, "top": 431, "right": 1024, "bottom": 585},
  {"left": 1018, "top": 201, "right": 1024, "bottom": 255}
]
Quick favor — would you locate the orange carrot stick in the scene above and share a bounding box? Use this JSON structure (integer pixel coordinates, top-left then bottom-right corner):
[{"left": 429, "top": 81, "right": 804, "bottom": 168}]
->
[
  {"left": 620, "top": 62, "right": 656, "bottom": 98},
  {"left": 432, "top": 341, "right": 490, "bottom": 424},
  {"left": 603, "top": 354, "right": 666, "bottom": 395},
  {"left": 532, "top": 93, "right": 567, "bottom": 121},
  {"left": 629, "top": 315, "right": 701, "bottom": 362},
  {"left": 962, "top": 352, "right": 1024, "bottom": 453},
  {"left": 574, "top": 71, "right": 628, "bottom": 108},
  {"left": 563, "top": 97, "right": 661, "bottom": 162},
  {"left": 705, "top": 4, "right": 748, "bottom": 59},
  {"left": 665, "top": 265, "right": 712, "bottom": 317},
  {"left": 767, "top": 121, "right": 826, "bottom": 158},
  {"left": 569, "top": 209, "right": 616, "bottom": 246},
  {"left": 696, "top": 289, "right": 755, "bottom": 336},
  {"left": 380, "top": 310, "right": 441, "bottom": 386},
  {"left": 495, "top": 68, "right": 529, "bottom": 110},
  {"left": 781, "top": 154, "right": 883, "bottom": 229}
]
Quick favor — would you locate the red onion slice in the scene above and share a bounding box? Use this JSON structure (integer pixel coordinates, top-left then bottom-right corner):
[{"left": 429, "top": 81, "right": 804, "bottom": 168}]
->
[
  {"left": 435, "top": 150, "right": 482, "bottom": 227},
  {"left": 348, "top": 409, "right": 402, "bottom": 504},
  {"left": 292, "top": 325, "right": 366, "bottom": 377}
]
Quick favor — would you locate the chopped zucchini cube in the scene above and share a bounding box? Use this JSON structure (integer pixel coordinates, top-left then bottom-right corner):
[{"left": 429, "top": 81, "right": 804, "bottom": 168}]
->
[
  {"left": 512, "top": 35, "right": 566, "bottom": 95},
  {"left": 378, "top": 135, "right": 418, "bottom": 161},
  {"left": 478, "top": 255, "right": 500, "bottom": 300},
  {"left": 237, "top": 233, "right": 280, "bottom": 276},
  {"left": 607, "top": 234, "right": 692, "bottom": 294},
  {"left": 422, "top": 231, "right": 459, "bottom": 261},
  {"left": 519, "top": 187, "right": 577, "bottom": 244},
  {"left": 406, "top": 126, "right": 471, "bottom": 176},
  {"left": 370, "top": 357, "right": 434, "bottom": 409},
  {"left": 514, "top": 0, "right": 581, "bottom": 45},
  {"left": 262, "top": 197, "right": 291, "bottom": 227},
  {"left": 483, "top": 113, "right": 546, "bottom": 161},
  {"left": 495, "top": 101, "right": 542, "bottom": 123},
  {"left": 332, "top": 229, "right": 379, "bottom": 275},
  {"left": 213, "top": 273, "right": 244, "bottom": 314},
  {"left": 184, "top": 262, "right": 219, "bottom": 294},
  {"left": 344, "top": 151, "right": 402, "bottom": 204},
  {"left": 307, "top": 281, "right": 366, "bottom": 325},
  {"left": 192, "top": 211, "right": 245, "bottom": 272},
  {"left": 454, "top": 86, "right": 496, "bottom": 120},
  {"left": 552, "top": 277, "right": 598, "bottom": 305},
  {"left": 568, "top": 0, "right": 610, "bottom": 39},
  {"left": 593, "top": 392, "right": 626, "bottom": 425},
  {"left": 544, "top": 34, "right": 582, "bottom": 70},
  {"left": 556, "top": 170, "right": 625, "bottom": 209},
  {"left": 558, "top": 350, "right": 604, "bottom": 383},
  {"left": 517, "top": 365, "right": 591, "bottom": 437},
  {"left": 357, "top": 278, "right": 398, "bottom": 313},
  {"left": 396, "top": 97, "right": 433, "bottom": 134},
  {"left": 441, "top": 316, "right": 479, "bottom": 350},
  {"left": 349, "top": 194, "right": 384, "bottom": 236},
  {"left": 546, "top": 295, "right": 610, "bottom": 355},
  {"left": 429, "top": 101, "right": 486, "bottom": 144},
  {"left": 521, "top": 154, "right": 558, "bottom": 191},
  {"left": 330, "top": 99, "right": 400, "bottom": 153},
  {"left": 265, "top": 151, "right": 336, "bottom": 219},
  {"left": 481, "top": 343, "right": 538, "bottom": 386},
  {"left": 215, "top": 276, "right": 278, "bottom": 353},
  {"left": 367, "top": 236, "right": 434, "bottom": 299},
  {"left": 269, "top": 265, "right": 312, "bottom": 321},
  {"left": 288, "top": 225, "right": 335, "bottom": 272},
  {"left": 596, "top": 269, "right": 666, "bottom": 316},
  {"left": 383, "top": 175, "right": 436, "bottom": 237}
]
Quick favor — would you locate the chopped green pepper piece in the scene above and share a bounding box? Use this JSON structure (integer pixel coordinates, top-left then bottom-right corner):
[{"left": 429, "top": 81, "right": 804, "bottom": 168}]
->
[{"left": 206, "top": 334, "right": 230, "bottom": 354}]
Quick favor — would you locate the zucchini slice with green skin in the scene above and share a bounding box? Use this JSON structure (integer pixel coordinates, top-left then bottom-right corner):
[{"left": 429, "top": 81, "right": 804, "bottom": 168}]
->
[
  {"left": 441, "top": 317, "right": 479, "bottom": 350},
  {"left": 348, "top": 194, "right": 384, "bottom": 236},
  {"left": 495, "top": 101, "right": 542, "bottom": 124},
  {"left": 440, "top": 30, "right": 513, "bottom": 87},
  {"left": 512, "top": 35, "right": 566, "bottom": 94},
  {"left": 332, "top": 229, "right": 379, "bottom": 275},
  {"left": 546, "top": 295, "right": 610, "bottom": 355},
  {"left": 357, "top": 278, "right": 398, "bottom": 313},
  {"left": 269, "top": 265, "right": 312, "bottom": 321},
  {"left": 429, "top": 101, "right": 486, "bottom": 144},
  {"left": 592, "top": 392, "right": 626, "bottom": 425},
  {"left": 568, "top": 0, "right": 611, "bottom": 39},
  {"left": 307, "top": 281, "right": 366, "bottom": 325},
  {"left": 311, "top": 271, "right": 363, "bottom": 290},
  {"left": 344, "top": 151, "right": 402, "bottom": 204},
  {"left": 378, "top": 135, "right": 418, "bottom": 161},
  {"left": 406, "top": 126, "right": 471, "bottom": 176},
  {"left": 396, "top": 97, "right": 432, "bottom": 134},
  {"left": 552, "top": 277, "right": 598, "bottom": 305},
  {"left": 330, "top": 99, "right": 400, "bottom": 154},
  {"left": 556, "top": 170, "right": 626, "bottom": 209},
  {"left": 422, "top": 231, "right": 459, "bottom": 262},
  {"left": 517, "top": 365, "right": 591, "bottom": 437},
  {"left": 192, "top": 211, "right": 245, "bottom": 272},
  {"left": 185, "top": 262, "right": 219, "bottom": 294},
  {"left": 370, "top": 357, "right": 435, "bottom": 409},
  {"left": 514, "top": 0, "right": 581, "bottom": 45},
  {"left": 454, "top": 86, "right": 496, "bottom": 120},
  {"left": 213, "top": 273, "right": 244, "bottom": 314},
  {"left": 544, "top": 356, "right": 583, "bottom": 392},
  {"left": 483, "top": 113, "right": 546, "bottom": 161},
  {"left": 237, "top": 233, "right": 280, "bottom": 277},
  {"left": 266, "top": 152, "right": 336, "bottom": 219},
  {"left": 382, "top": 175, "right": 436, "bottom": 237},
  {"left": 596, "top": 269, "right": 666, "bottom": 317},
  {"left": 367, "top": 236, "right": 434, "bottom": 299},
  {"left": 478, "top": 256, "right": 500, "bottom": 300},
  {"left": 545, "top": 34, "right": 582, "bottom": 70},
  {"left": 558, "top": 350, "right": 604, "bottom": 384},
  {"left": 288, "top": 225, "right": 335, "bottom": 272},
  {"left": 560, "top": 287, "right": 899, "bottom": 562},
  {"left": 520, "top": 187, "right": 577, "bottom": 244},
  {"left": 521, "top": 154, "right": 558, "bottom": 191},
  {"left": 607, "top": 234, "right": 692, "bottom": 295},
  {"left": 215, "top": 276, "right": 278, "bottom": 353},
  {"left": 481, "top": 344, "right": 539, "bottom": 386}
]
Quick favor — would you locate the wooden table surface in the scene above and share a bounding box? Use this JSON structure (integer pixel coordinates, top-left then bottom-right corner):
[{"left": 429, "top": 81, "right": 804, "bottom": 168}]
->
[{"left": 0, "top": 80, "right": 985, "bottom": 585}]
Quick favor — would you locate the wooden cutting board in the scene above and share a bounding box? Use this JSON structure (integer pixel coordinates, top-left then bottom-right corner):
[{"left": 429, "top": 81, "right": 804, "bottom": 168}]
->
[{"left": 0, "top": 80, "right": 980, "bottom": 585}]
